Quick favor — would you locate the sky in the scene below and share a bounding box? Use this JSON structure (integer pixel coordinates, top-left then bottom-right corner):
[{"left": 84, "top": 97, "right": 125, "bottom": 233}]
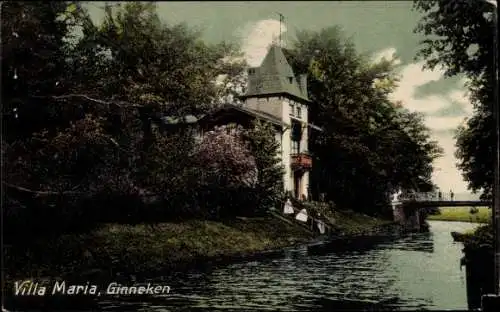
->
[{"left": 85, "top": 1, "right": 478, "bottom": 196}]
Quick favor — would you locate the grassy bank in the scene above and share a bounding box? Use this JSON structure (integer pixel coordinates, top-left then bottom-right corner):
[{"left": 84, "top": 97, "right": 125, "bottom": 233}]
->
[
  {"left": 5, "top": 210, "right": 394, "bottom": 282},
  {"left": 330, "top": 210, "right": 394, "bottom": 235},
  {"left": 296, "top": 200, "right": 394, "bottom": 235},
  {"left": 427, "top": 207, "right": 491, "bottom": 223},
  {"left": 5, "top": 217, "right": 309, "bottom": 281}
]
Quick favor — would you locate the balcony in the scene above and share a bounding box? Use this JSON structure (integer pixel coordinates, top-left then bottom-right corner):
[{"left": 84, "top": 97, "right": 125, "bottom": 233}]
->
[{"left": 291, "top": 153, "right": 312, "bottom": 171}]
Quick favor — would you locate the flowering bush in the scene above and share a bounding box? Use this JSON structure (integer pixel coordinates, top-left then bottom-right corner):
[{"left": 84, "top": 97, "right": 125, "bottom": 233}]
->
[
  {"left": 194, "top": 124, "right": 257, "bottom": 187},
  {"left": 191, "top": 122, "right": 283, "bottom": 218}
]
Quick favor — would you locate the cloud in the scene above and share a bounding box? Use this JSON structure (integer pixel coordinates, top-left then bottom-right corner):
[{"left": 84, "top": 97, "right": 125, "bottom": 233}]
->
[
  {"left": 425, "top": 116, "right": 466, "bottom": 131},
  {"left": 371, "top": 48, "right": 474, "bottom": 193},
  {"left": 389, "top": 60, "right": 473, "bottom": 127},
  {"left": 431, "top": 133, "right": 467, "bottom": 193},
  {"left": 372, "top": 47, "right": 402, "bottom": 66},
  {"left": 448, "top": 84, "right": 474, "bottom": 115},
  {"left": 237, "top": 19, "right": 286, "bottom": 67},
  {"left": 389, "top": 61, "right": 450, "bottom": 114}
]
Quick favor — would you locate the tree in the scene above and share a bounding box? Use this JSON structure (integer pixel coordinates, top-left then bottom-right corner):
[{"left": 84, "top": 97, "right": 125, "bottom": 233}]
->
[
  {"left": 192, "top": 121, "right": 284, "bottom": 218},
  {"left": 1, "top": 1, "right": 120, "bottom": 235},
  {"left": 1, "top": 1, "right": 75, "bottom": 141},
  {"left": 195, "top": 124, "right": 257, "bottom": 188},
  {"left": 193, "top": 125, "right": 257, "bottom": 218},
  {"left": 243, "top": 120, "right": 284, "bottom": 213},
  {"left": 80, "top": 2, "right": 247, "bottom": 196},
  {"left": 414, "top": 4, "right": 497, "bottom": 289},
  {"left": 413, "top": 0, "right": 496, "bottom": 200},
  {"left": 285, "top": 27, "right": 442, "bottom": 215},
  {"left": 1, "top": 2, "right": 248, "bottom": 233}
]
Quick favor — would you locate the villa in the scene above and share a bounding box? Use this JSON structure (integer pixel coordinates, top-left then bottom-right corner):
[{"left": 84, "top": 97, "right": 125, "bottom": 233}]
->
[{"left": 164, "top": 44, "right": 322, "bottom": 199}]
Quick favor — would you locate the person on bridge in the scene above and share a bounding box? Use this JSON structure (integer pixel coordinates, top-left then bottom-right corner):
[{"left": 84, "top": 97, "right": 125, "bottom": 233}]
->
[{"left": 450, "top": 190, "right": 454, "bottom": 201}]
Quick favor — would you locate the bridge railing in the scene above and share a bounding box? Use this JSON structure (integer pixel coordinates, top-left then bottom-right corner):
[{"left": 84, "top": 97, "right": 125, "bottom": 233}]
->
[{"left": 398, "top": 192, "right": 456, "bottom": 202}]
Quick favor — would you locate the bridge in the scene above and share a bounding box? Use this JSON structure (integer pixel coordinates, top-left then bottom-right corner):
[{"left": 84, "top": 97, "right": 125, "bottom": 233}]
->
[
  {"left": 391, "top": 192, "right": 491, "bottom": 232},
  {"left": 396, "top": 192, "right": 491, "bottom": 208},
  {"left": 393, "top": 192, "right": 491, "bottom": 208}
]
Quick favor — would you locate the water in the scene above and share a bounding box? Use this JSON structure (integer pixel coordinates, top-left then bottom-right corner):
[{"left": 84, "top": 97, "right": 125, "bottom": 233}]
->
[{"left": 99, "top": 221, "right": 481, "bottom": 311}]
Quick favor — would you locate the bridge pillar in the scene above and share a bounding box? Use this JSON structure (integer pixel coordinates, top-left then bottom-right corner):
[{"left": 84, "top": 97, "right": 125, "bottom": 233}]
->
[
  {"left": 406, "top": 207, "right": 421, "bottom": 232},
  {"left": 392, "top": 203, "right": 405, "bottom": 224},
  {"left": 393, "top": 203, "right": 426, "bottom": 232}
]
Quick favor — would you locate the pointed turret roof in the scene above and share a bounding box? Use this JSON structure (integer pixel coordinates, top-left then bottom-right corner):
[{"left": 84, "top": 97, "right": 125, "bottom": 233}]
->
[{"left": 241, "top": 44, "right": 309, "bottom": 103}]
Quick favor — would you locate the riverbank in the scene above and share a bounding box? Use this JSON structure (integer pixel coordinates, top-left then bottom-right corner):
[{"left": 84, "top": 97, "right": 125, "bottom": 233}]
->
[
  {"left": 5, "top": 210, "right": 394, "bottom": 283},
  {"left": 6, "top": 217, "right": 469, "bottom": 311},
  {"left": 427, "top": 207, "right": 490, "bottom": 223}
]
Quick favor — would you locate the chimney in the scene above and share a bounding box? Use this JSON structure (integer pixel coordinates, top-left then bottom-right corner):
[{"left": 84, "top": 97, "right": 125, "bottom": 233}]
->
[{"left": 299, "top": 74, "right": 308, "bottom": 97}]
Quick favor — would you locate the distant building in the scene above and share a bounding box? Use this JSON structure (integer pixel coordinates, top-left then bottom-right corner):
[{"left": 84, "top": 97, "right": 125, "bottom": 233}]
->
[{"left": 164, "top": 44, "right": 322, "bottom": 200}]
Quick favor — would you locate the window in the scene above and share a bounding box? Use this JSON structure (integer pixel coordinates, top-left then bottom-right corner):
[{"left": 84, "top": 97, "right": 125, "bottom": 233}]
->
[
  {"left": 248, "top": 68, "right": 255, "bottom": 75},
  {"left": 291, "top": 121, "right": 302, "bottom": 141},
  {"left": 289, "top": 103, "right": 295, "bottom": 116},
  {"left": 296, "top": 106, "right": 302, "bottom": 118}
]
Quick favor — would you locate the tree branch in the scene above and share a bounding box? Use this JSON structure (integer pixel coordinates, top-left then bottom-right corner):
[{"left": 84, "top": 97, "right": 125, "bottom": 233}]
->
[
  {"left": 31, "top": 94, "right": 143, "bottom": 108},
  {"left": 2, "top": 181, "right": 83, "bottom": 196}
]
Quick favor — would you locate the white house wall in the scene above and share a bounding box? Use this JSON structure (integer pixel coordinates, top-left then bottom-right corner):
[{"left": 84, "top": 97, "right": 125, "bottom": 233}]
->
[
  {"left": 285, "top": 98, "right": 310, "bottom": 198},
  {"left": 280, "top": 97, "right": 293, "bottom": 193},
  {"left": 301, "top": 171, "right": 310, "bottom": 199},
  {"left": 244, "top": 97, "right": 282, "bottom": 120},
  {"left": 299, "top": 101, "right": 309, "bottom": 198}
]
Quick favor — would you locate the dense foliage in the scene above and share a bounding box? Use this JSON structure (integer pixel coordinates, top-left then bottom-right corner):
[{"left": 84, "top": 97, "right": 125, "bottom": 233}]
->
[
  {"left": 413, "top": 0, "right": 496, "bottom": 280},
  {"left": 242, "top": 121, "right": 285, "bottom": 213},
  {"left": 285, "top": 27, "right": 442, "bottom": 215},
  {"left": 192, "top": 121, "right": 284, "bottom": 218},
  {"left": 2, "top": 2, "right": 443, "bottom": 238},
  {"left": 463, "top": 224, "right": 494, "bottom": 254},
  {"left": 1, "top": 1, "right": 460, "bottom": 290},
  {"left": 1, "top": 2, "right": 279, "bottom": 239},
  {"left": 413, "top": 0, "right": 496, "bottom": 200},
  {"left": 193, "top": 125, "right": 255, "bottom": 218},
  {"left": 195, "top": 125, "right": 258, "bottom": 188}
]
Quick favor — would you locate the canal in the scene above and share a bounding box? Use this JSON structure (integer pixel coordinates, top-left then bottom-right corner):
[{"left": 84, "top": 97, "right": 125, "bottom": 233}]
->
[{"left": 100, "top": 221, "right": 481, "bottom": 311}]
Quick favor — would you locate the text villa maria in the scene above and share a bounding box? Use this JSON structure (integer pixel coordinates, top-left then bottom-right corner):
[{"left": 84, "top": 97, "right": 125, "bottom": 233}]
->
[{"left": 14, "top": 280, "right": 98, "bottom": 296}]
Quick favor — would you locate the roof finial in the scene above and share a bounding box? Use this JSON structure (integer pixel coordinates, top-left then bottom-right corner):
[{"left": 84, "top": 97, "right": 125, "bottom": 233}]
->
[{"left": 277, "top": 12, "right": 284, "bottom": 47}]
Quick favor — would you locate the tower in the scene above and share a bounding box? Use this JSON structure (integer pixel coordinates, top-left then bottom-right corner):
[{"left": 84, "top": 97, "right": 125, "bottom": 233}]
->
[{"left": 239, "top": 44, "right": 312, "bottom": 199}]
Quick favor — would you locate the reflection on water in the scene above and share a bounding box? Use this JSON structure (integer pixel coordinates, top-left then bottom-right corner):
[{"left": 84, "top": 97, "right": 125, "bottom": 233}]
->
[{"left": 98, "top": 221, "right": 480, "bottom": 311}]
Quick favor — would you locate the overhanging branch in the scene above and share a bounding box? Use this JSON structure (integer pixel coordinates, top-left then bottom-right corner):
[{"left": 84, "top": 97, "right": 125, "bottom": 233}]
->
[
  {"left": 31, "top": 94, "right": 143, "bottom": 108},
  {"left": 2, "top": 181, "right": 83, "bottom": 196}
]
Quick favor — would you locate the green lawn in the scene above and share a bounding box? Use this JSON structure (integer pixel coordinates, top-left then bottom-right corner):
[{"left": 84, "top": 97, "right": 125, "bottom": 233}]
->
[{"left": 427, "top": 206, "right": 491, "bottom": 223}]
